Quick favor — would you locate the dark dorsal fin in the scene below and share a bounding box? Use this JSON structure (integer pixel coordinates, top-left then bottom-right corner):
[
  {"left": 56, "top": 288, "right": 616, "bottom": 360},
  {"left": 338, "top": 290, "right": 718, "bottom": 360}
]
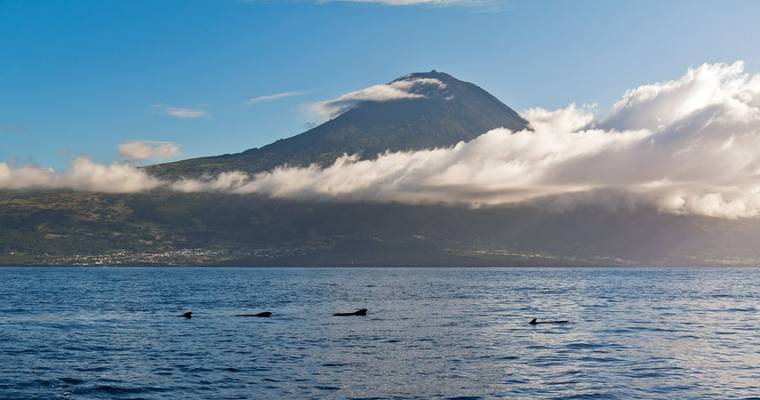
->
[{"left": 334, "top": 308, "right": 368, "bottom": 316}]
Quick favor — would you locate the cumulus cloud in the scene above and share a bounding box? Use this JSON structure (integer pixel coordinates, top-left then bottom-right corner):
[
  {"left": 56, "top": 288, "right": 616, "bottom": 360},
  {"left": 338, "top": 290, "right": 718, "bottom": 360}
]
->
[
  {"left": 0, "top": 158, "right": 162, "bottom": 193},
  {"left": 118, "top": 141, "right": 180, "bottom": 162},
  {"left": 5, "top": 62, "right": 760, "bottom": 219},
  {"left": 153, "top": 104, "right": 209, "bottom": 119},
  {"left": 309, "top": 77, "right": 446, "bottom": 120},
  {"left": 245, "top": 91, "right": 309, "bottom": 106},
  {"left": 170, "top": 171, "right": 251, "bottom": 193}
]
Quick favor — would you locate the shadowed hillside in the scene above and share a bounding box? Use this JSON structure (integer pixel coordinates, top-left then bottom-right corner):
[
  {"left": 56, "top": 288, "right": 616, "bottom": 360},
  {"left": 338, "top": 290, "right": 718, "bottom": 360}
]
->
[{"left": 3, "top": 190, "right": 760, "bottom": 267}]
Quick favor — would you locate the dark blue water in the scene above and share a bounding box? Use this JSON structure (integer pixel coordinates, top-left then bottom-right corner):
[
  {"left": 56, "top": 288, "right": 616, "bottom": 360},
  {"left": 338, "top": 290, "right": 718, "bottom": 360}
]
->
[{"left": 2, "top": 267, "right": 760, "bottom": 399}]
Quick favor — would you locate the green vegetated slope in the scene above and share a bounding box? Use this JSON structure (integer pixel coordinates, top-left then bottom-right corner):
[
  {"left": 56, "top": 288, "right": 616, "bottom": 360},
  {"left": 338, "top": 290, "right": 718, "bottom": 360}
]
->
[{"left": 3, "top": 190, "right": 760, "bottom": 266}]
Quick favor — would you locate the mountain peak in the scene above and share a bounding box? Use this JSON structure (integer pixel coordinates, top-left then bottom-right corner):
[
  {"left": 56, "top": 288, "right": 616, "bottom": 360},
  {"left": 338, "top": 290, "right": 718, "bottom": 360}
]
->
[{"left": 397, "top": 69, "right": 456, "bottom": 81}]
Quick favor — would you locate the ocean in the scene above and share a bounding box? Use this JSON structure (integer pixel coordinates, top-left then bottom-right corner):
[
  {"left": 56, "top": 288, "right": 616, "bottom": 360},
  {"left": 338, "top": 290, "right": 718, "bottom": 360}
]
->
[{"left": 1, "top": 267, "right": 759, "bottom": 399}]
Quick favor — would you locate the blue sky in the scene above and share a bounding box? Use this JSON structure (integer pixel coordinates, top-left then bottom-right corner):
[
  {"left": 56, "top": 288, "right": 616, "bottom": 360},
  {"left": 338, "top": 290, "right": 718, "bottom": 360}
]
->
[{"left": 2, "top": 0, "right": 759, "bottom": 168}]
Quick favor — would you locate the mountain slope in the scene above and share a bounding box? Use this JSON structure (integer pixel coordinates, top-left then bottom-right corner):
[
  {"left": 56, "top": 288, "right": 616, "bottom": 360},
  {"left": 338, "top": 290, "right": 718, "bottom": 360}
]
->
[
  {"left": 4, "top": 190, "right": 760, "bottom": 267},
  {"left": 148, "top": 71, "right": 529, "bottom": 178}
]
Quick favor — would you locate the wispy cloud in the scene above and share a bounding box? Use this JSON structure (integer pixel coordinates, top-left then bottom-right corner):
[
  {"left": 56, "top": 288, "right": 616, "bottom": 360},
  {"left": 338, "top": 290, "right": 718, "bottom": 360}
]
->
[
  {"left": 0, "top": 123, "right": 24, "bottom": 135},
  {"left": 153, "top": 104, "right": 209, "bottom": 119},
  {"left": 245, "top": 91, "right": 310, "bottom": 106},
  {"left": 309, "top": 77, "right": 446, "bottom": 120},
  {"left": 245, "top": 0, "right": 505, "bottom": 10},
  {"left": 118, "top": 141, "right": 180, "bottom": 163},
  {"left": 320, "top": 0, "right": 500, "bottom": 7}
]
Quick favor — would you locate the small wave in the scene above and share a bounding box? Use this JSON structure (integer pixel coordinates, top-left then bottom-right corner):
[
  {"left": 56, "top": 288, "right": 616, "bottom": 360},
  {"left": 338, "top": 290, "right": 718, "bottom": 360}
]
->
[
  {"left": 321, "top": 362, "right": 351, "bottom": 367},
  {"left": 563, "top": 342, "right": 606, "bottom": 350},
  {"left": 59, "top": 377, "right": 84, "bottom": 385},
  {"left": 727, "top": 307, "right": 757, "bottom": 312},
  {"left": 314, "top": 385, "right": 341, "bottom": 391},
  {"left": 73, "top": 384, "right": 170, "bottom": 395},
  {"left": 551, "top": 393, "right": 618, "bottom": 400}
]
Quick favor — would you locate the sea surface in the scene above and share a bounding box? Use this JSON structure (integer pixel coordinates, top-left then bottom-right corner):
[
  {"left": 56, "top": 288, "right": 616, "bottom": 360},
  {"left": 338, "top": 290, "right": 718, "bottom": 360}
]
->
[{"left": 1, "top": 267, "right": 760, "bottom": 399}]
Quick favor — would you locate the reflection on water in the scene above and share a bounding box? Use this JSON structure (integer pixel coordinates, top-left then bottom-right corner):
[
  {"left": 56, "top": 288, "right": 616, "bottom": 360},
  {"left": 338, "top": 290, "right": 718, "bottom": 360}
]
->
[{"left": 1, "top": 267, "right": 759, "bottom": 399}]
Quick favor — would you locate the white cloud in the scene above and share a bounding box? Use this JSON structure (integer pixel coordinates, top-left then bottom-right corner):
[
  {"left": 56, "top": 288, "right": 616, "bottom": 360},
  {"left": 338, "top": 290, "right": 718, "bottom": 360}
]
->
[
  {"left": 244, "top": 0, "right": 503, "bottom": 7},
  {"left": 170, "top": 171, "right": 251, "bottom": 193},
  {"left": 245, "top": 91, "right": 309, "bottom": 106},
  {"left": 153, "top": 104, "right": 209, "bottom": 119},
  {"left": 309, "top": 77, "right": 446, "bottom": 120},
  {"left": 602, "top": 61, "right": 752, "bottom": 131},
  {"left": 118, "top": 141, "right": 180, "bottom": 162},
  {"left": 322, "top": 0, "right": 498, "bottom": 6},
  {"left": 0, "top": 158, "right": 162, "bottom": 193}
]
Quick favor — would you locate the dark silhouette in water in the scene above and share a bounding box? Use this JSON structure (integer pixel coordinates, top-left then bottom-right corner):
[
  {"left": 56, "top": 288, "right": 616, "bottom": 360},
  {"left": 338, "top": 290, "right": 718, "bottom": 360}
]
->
[
  {"left": 235, "top": 312, "right": 272, "bottom": 318},
  {"left": 178, "top": 311, "right": 192, "bottom": 319},
  {"left": 334, "top": 308, "right": 368, "bottom": 317},
  {"left": 529, "top": 318, "right": 569, "bottom": 325}
]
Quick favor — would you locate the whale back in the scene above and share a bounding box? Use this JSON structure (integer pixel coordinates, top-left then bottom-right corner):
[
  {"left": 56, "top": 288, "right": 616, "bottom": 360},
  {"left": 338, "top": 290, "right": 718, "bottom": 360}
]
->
[{"left": 334, "top": 308, "right": 368, "bottom": 316}]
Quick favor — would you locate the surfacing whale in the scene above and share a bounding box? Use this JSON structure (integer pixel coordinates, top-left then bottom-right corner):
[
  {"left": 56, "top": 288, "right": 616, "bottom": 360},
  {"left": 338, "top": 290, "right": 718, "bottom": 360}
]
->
[
  {"left": 529, "top": 318, "right": 568, "bottom": 325},
  {"left": 178, "top": 311, "right": 192, "bottom": 319},
  {"left": 334, "top": 308, "right": 368, "bottom": 317},
  {"left": 235, "top": 312, "right": 272, "bottom": 318}
]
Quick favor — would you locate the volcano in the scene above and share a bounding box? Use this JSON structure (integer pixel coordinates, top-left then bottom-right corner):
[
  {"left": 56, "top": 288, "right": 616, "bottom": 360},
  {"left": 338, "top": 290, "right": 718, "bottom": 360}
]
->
[{"left": 148, "top": 71, "right": 529, "bottom": 178}]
